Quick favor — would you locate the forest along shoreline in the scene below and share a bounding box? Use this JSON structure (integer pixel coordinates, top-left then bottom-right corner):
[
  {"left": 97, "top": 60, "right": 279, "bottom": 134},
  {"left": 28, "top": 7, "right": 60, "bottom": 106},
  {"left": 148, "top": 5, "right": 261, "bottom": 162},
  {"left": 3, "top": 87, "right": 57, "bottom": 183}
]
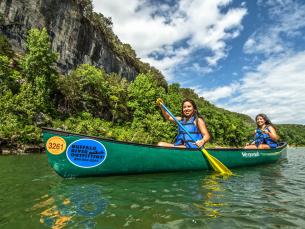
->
[{"left": 1, "top": 1, "right": 305, "bottom": 155}]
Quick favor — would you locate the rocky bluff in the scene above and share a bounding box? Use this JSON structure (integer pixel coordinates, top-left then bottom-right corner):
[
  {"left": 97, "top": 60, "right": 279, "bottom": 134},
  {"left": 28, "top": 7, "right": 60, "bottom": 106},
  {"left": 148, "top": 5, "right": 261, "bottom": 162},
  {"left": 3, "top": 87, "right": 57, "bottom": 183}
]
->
[{"left": 0, "top": 0, "right": 138, "bottom": 80}]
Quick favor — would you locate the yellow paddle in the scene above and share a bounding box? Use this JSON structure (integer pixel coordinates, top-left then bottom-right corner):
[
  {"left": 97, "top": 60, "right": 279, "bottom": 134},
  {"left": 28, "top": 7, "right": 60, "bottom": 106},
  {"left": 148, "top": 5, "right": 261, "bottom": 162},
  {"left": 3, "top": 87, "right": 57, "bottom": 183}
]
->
[{"left": 157, "top": 98, "right": 233, "bottom": 176}]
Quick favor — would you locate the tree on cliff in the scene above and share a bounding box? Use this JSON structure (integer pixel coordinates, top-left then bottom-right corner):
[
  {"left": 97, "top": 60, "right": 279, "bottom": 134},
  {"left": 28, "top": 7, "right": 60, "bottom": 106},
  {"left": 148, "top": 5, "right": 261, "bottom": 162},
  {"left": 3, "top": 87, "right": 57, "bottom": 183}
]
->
[
  {"left": 0, "top": 28, "right": 58, "bottom": 144},
  {"left": 22, "top": 28, "right": 58, "bottom": 113}
]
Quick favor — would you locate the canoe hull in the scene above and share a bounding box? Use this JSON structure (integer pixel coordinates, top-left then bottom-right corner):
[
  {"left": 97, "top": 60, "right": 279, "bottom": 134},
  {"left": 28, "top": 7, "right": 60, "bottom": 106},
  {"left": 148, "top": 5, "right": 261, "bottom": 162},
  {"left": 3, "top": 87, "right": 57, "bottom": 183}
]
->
[{"left": 42, "top": 128, "right": 287, "bottom": 178}]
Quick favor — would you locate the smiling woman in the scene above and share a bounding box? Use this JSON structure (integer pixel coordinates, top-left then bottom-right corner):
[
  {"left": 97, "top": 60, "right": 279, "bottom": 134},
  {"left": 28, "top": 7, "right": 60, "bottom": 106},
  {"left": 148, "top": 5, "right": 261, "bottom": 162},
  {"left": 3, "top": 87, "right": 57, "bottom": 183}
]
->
[
  {"left": 245, "top": 113, "right": 279, "bottom": 149},
  {"left": 157, "top": 99, "right": 210, "bottom": 149}
]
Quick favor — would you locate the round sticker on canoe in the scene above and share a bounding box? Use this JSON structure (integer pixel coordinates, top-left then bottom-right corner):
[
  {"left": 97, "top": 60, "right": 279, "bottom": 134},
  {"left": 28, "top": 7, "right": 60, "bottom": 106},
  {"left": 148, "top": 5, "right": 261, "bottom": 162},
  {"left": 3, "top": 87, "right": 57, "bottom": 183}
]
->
[
  {"left": 46, "top": 136, "right": 67, "bottom": 155},
  {"left": 66, "top": 139, "right": 107, "bottom": 168}
]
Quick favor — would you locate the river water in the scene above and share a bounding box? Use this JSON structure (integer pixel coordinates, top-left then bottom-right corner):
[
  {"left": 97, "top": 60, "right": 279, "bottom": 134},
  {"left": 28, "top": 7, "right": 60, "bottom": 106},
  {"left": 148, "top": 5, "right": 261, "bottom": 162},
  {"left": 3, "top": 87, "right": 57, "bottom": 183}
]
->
[{"left": 1, "top": 148, "right": 304, "bottom": 229}]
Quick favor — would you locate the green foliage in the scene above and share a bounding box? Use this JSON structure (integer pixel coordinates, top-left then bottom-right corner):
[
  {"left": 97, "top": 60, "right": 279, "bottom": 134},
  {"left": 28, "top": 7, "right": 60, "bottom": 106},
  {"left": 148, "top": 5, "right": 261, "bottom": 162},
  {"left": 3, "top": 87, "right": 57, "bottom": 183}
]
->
[
  {"left": 128, "top": 73, "right": 165, "bottom": 119},
  {"left": 106, "top": 73, "right": 129, "bottom": 124},
  {"left": 22, "top": 28, "right": 58, "bottom": 83},
  {"left": 125, "top": 73, "right": 176, "bottom": 144},
  {"left": 57, "top": 64, "right": 108, "bottom": 117},
  {"left": 1, "top": 25, "right": 305, "bottom": 150},
  {"left": 0, "top": 59, "right": 37, "bottom": 143},
  {"left": 52, "top": 112, "right": 112, "bottom": 138},
  {"left": 277, "top": 124, "right": 305, "bottom": 146},
  {"left": 0, "top": 90, "right": 43, "bottom": 144},
  {"left": 0, "top": 28, "right": 57, "bottom": 145},
  {"left": 141, "top": 113, "right": 176, "bottom": 144},
  {"left": 0, "top": 35, "right": 14, "bottom": 58},
  {"left": 0, "top": 55, "right": 20, "bottom": 95},
  {"left": 21, "top": 28, "right": 58, "bottom": 113},
  {"left": 203, "top": 109, "right": 253, "bottom": 147},
  {"left": 164, "top": 83, "right": 184, "bottom": 115}
]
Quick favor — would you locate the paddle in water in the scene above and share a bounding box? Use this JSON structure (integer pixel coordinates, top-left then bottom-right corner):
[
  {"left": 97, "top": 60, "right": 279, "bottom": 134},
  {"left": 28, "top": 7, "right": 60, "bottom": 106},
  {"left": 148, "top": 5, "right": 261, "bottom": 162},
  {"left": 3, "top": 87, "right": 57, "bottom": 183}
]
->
[{"left": 156, "top": 98, "right": 233, "bottom": 176}]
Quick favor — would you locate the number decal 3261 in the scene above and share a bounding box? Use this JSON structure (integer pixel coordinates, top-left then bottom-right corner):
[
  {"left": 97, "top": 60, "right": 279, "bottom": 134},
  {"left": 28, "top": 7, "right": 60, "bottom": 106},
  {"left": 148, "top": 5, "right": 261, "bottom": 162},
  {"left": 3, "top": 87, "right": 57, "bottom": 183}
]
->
[{"left": 46, "top": 136, "right": 67, "bottom": 155}]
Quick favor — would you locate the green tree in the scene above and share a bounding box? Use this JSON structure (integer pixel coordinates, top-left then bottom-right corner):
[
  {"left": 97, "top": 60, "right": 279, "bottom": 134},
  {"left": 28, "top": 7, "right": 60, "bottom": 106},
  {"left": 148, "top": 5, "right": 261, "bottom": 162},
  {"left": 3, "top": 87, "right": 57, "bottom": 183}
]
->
[
  {"left": 57, "top": 64, "right": 109, "bottom": 117},
  {"left": 22, "top": 28, "right": 57, "bottom": 82},
  {"left": 165, "top": 83, "right": 184, "bottom": 115},
  {"left": 0, "top": 55, "right": 20, "bottom": 95},
  {"left": 128, "top": 73, "right": 165, "bottom": 120},
  {"left": 22, "top": 28, "right": 58, "bottom": 112},
  {"left": 127, "top": 73, "right": 174, "bottom": 143},
  {"left": 106, "top": 73, "right": 129, "bottom": 124}
]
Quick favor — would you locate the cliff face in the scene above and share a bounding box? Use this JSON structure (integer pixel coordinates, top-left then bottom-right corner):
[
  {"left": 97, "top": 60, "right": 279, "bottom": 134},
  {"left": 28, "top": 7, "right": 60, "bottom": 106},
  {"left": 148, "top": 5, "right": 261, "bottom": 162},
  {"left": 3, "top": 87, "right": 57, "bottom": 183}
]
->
[{"left": 0, "top": 0, "right": 138, "bottom": 80}]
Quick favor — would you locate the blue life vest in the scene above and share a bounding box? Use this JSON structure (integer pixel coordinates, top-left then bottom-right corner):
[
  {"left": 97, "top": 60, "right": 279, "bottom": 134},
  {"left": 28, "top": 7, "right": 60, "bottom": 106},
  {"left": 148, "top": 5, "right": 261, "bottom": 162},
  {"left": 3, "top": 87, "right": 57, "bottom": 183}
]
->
[
  {"left": 255, "top": 126, "right": 278, "bottom": 148},
  {"left": 174, "top": 116, "right": 203, "bottom": 149}
]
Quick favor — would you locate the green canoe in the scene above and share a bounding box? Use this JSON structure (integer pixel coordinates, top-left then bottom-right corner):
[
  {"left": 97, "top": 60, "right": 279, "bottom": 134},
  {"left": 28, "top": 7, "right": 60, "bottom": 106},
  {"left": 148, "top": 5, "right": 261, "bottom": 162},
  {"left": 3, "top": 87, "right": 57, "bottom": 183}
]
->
[{"left": 42, "top": 128, "right": 287, "bottom": 178}]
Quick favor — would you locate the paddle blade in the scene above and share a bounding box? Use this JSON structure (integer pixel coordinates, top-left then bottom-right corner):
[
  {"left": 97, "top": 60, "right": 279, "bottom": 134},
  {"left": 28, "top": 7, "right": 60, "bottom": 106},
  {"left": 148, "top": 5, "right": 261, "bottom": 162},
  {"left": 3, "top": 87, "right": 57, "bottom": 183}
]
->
[{"left": 201, "top": 148, "right": 233, "bottom": 176}]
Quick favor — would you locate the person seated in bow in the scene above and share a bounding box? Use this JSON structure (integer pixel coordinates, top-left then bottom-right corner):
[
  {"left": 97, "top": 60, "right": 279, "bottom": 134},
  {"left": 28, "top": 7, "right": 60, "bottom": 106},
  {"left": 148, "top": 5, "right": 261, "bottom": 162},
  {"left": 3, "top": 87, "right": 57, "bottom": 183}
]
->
[
  {"left": 245, "top": 113, "right": 279, "bottom": 149},
  {"left": 157, "top": 99, "right": 210, "bottom": 149}
]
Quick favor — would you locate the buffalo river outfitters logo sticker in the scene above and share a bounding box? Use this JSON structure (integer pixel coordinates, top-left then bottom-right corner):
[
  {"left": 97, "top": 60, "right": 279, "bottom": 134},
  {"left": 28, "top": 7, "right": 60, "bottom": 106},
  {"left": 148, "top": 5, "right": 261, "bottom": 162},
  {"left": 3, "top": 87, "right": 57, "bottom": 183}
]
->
[
  {"left": 46, "top": 136, "right": 67, "bottom": 155},
  {"left": 66, "top": 139, "right": 107, "bottom": 168}
]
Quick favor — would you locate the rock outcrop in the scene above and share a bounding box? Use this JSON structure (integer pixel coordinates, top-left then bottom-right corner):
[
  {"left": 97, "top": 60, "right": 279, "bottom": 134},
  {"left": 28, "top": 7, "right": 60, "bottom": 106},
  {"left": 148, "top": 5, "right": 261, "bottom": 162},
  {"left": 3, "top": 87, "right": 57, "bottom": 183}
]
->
[{"left": 0, "top": 0, "right": 138, "bottom": 80}]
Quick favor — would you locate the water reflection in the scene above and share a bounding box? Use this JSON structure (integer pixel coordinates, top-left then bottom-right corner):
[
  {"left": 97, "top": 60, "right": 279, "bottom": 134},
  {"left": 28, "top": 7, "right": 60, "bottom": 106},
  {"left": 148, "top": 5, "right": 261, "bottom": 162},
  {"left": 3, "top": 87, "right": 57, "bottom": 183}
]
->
[
  {"left": 29, "top": 153, "right": 305, "bottom": 228},
  {"left": 32, "top": 181, "right": 108, "bottom": 229},
  {"left": 2, "top": 150, "right": 305, "bottom": 228},
  {"left": 32, "top": 172, "right": 231, "bottom": 228},
  {"left": 193, "top": 173, "right": 227, "bottom": 218}
]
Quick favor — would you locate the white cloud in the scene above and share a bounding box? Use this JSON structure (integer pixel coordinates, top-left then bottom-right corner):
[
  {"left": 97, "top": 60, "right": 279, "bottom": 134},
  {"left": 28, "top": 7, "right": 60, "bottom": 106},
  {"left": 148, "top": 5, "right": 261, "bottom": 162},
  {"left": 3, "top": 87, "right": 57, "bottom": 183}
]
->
[
  {"left": 92, "top": 0, "right": 247, "bottom": 80},
  {"left": 195, "top": 83, "right": 239, "bottom": 102},
  {"left": 199, "top": 52, "right": 305, "bottom": 124},
  {"left": 244, "top": 32, "right": 285, "bottom": 55},
  {"left": 223, "top": 0, "right": 305, "bottom": 124},
  {"left": 244, "top": 0, "right": 305, "bottom": 56}
]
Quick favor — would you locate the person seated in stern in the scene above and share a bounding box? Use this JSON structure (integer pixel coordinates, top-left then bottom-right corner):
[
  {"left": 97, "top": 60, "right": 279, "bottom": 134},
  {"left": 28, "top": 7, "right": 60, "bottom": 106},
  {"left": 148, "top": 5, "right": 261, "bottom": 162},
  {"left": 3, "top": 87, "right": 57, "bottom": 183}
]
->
[
  {"left": 245, "top": 113, "right": 279, "bottom": 149},
  {"left": 157, "top": 99, "right": 210, "bottom": 149}
]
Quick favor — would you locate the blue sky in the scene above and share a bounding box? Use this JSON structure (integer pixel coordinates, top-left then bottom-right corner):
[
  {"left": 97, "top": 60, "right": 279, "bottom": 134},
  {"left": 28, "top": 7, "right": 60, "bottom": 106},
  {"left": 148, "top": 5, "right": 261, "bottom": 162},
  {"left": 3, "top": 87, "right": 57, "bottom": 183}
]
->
[{"left": 92, "top": 0, "right": 305, "bottom": 124}]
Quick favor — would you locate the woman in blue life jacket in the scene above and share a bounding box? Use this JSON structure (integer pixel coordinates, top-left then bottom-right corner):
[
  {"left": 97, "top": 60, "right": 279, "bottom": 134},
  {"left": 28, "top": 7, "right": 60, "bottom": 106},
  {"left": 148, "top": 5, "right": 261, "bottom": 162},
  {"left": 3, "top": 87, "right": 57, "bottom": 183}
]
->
[
  {"left": 245, "top": 113, "right": 279, "bottom": 149},
  {"left": 157, "top": 99, "right": 210, "bottom": 149}
]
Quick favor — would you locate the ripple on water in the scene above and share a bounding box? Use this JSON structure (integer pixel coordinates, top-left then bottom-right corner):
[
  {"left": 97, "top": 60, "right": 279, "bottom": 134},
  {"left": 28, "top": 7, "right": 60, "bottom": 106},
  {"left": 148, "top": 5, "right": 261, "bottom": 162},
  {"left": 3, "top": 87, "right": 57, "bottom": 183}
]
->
[{"left": 1, "top": 149, "right": 305, "bottom": 228}]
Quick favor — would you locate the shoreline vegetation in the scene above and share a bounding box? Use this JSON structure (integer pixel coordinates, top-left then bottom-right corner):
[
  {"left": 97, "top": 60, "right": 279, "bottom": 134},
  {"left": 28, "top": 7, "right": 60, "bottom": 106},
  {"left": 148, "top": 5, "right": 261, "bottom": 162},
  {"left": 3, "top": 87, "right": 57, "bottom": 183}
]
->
[{"left": 1, "top": 3, "right": 305, "bottom": 155}]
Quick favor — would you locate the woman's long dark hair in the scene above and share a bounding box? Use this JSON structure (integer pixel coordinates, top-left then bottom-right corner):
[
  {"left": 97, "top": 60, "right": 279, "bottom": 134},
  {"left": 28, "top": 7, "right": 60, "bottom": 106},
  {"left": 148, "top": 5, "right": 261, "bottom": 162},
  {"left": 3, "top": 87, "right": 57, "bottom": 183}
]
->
[
  {"left": 180, "top": 99, "right": 209, "bottom": 140},
  {"left": 181, "top": 99, "right": 205, "bottom": 124},
  {"left": 255, "top": 113, "right": 276, "bottom": 129}
]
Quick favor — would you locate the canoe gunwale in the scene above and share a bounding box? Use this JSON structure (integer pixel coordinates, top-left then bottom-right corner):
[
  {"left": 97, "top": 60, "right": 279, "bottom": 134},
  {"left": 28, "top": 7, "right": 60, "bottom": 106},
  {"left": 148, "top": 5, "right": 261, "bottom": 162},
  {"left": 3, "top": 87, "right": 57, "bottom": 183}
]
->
[{"left": 42, "top": 127, "right": 287, "bottom": 151}]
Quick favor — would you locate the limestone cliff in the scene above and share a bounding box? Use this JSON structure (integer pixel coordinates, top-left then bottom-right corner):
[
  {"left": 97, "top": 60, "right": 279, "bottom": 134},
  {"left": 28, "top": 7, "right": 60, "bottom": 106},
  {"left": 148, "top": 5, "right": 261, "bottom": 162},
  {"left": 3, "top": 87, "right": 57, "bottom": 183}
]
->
[{"left": 0, "top": 0, "right": 139, "bottom": 80}]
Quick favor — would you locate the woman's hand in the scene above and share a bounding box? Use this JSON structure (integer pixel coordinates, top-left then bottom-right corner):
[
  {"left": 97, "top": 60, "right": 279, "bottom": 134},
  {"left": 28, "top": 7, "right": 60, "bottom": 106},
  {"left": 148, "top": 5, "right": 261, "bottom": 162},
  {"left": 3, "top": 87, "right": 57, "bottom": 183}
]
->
[
  {"left": 195, "top": 139, "right": 205, "bottom": 148},
  {"left": 245, "top": 140, "right": 255, "bottom": 146},
  {"left": 156, "top": 98, "right": 164, "bottom": 107}
]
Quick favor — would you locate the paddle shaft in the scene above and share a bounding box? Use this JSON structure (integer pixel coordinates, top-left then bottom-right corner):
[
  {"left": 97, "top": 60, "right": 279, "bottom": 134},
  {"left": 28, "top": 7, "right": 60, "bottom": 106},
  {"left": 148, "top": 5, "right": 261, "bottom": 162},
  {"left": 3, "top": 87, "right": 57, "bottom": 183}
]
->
[{"left": 160, "top": 103, "right": 200, "bottom": 147}]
